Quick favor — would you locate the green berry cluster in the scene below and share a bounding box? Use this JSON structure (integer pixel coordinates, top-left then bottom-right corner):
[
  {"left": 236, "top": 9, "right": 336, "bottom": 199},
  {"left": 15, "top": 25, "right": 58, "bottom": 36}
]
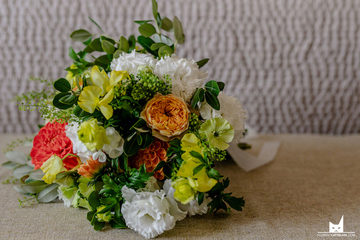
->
[
  {"left": 207, "top": 147, "right": 227, "bottom": 162},
  {"left": 131, "top": 70, "right": 171, "bottom": 101},
  {"left": 188, "top": 113, "right": 202, "bottom": 133}
]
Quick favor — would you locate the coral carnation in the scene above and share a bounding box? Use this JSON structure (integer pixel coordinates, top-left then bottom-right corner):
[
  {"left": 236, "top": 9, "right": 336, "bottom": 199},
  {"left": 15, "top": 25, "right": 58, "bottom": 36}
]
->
[
  {"left": 129, "top": 139, "right": 169, "bottom": 180},
  {"left": 78, "top": 157, "right": 106, "bottom": 178},
  {"left": 30, "top": 121, "right": 79, "bottom": 170}
]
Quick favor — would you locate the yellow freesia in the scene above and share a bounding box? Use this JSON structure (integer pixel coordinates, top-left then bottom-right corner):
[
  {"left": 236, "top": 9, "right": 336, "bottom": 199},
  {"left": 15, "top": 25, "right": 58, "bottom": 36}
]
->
[
  {"left": 77, "top": 118, "right": 110, "bottom": 151},
  {"left": 181, "top": 133, "right": 204, "bottom": 162},
  {"left": 90, "top": 66, "right": 110, "bottom": 96},
  {"left": 107, "top": 70, "right": 129, "bottom": 92},
  {"left": 78, "top": 86, "right": 114, "bottom": 120},
  {"left": 40, "top": 155, "right": 67, "bottom": 184}
]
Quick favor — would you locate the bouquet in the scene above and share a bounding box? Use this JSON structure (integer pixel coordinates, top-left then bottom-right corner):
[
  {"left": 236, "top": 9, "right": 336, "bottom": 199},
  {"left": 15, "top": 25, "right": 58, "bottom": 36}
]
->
[{"left": 3, "top": 0, "right": 246, "bottom": 238}]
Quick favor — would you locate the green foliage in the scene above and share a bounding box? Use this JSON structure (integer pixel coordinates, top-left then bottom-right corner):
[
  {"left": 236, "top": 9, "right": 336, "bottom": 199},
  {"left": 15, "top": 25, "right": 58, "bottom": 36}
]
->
[
  {"left": 190, "top": 81, "right": 224, "bottom": 110},
  {"left": 197, "top": 58, "right": 209, "bottom": 68},
  {"left": 207, "top": 178, "right": 245, "bottom": 213}
]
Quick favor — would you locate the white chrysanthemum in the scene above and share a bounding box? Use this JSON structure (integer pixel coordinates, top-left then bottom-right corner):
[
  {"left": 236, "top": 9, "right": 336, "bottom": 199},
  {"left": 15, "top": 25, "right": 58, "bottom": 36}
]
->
[
  {"left": 153, "top": 54, "right": 208, "bottom": 102},
  {"left": 200, "top": 92, "right": 247, "bottom": 142},
  {"left": 110, "top": 50, "right": 158, "bottom": 76},
  {"left": 163, "top": 179, "right": 210, "bottom": 216},
  {"left": 121, "top": 186, "right": 186, "bottom": 239},
  {"left": 102, "top": 127, "right": 124, "bottom": 159}
]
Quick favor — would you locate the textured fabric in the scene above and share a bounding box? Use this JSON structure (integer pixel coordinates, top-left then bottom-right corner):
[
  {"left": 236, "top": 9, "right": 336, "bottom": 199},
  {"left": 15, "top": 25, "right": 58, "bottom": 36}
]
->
[
  {"left": 0, "top": 0, "right": 360, "bottom": 134},
  {"left": 1, "top": 134, "right": 359, "bottom": 239}
]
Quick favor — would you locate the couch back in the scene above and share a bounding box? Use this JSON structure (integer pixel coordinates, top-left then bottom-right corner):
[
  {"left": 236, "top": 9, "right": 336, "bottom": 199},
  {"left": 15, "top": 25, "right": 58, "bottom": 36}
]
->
[{"left": 1, "top": 0, "right": 359, "bottom": 134}]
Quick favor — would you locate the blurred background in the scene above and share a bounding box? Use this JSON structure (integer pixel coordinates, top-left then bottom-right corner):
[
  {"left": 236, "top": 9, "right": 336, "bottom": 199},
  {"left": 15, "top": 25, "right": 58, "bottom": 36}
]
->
[{"left": 0, "top": 0, "right": 359, "bottom": 134}]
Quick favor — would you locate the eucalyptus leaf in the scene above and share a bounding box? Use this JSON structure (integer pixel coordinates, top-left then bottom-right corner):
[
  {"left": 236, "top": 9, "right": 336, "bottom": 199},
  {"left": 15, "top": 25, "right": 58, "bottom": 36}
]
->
[
  {"left": 13, "top": 165, "right": 34, "bottom": 179},
  {"left": 197, "top": 58, "right": 209, "bottom": 68},
  {"left": 113, "top": 50, "right": 123, "bottom": 59},
  {"left": 128, "top": 35, "right": 136, "bottom": 51},
  {"left": 161, "top": 17, "right": 173, "bottom": 31},
  {"left": 151, "top": 0, "right": 158, "bottom": 19},
  {"left": 150, "top": 42, "right": 166, "bottom": 51},
  {"left": 158, "top": 45, "right": 173, "bottom": 57},
  {"left": 5, "top": 151, "right": 28, "bottom": 164},
  {"left": 101, "top": 40, "right": 115, "bottom": 54},
  {"left": 2, "top": 161, "right": 20, "bottom": 170},
  {"left": 153, "top": 34, "right": 174, "bottom": 46},
  {"left": 21, "top": 180, "right": 47, "bottom": 194},
  {"left": 29, "top": 169, "right": 45, "bottom": 180},
  {"left": 139, "top": 23, "right": 157, "bottom": 38},
  {"left": 177, "top": 33, "right": 185, "bottom": 44},
  {"left": 89, "top": 17, "right": 104, "bottom": 33},
  {"left": 54, "top": 78, "right": 72, "bottom": 92},
  {"left": 13, "top": 185, "right": 29, "bottom": 194},
  {"left": 137, "top": 36, "right": 157, "bottom": 57},
  {"left": 173, "top": 16, "right": 184, "bottom": 42},
  {"left": 70, "top": 29, "right": 92, "bottom": 42},
  {"left": 100, "top": 36, "right": 115, "bottom": 44},
  {"left": 134, "top": 20, "right": 152, "bottom": 25},
  {"left": 119, "top": 36, "right": 129, "bottom": 53},
  {"left": 90, "top": 38, "right": 104, "bottom": 52},
  {"left": 37, "top": 183, "right": 59, "bottom": 203}
]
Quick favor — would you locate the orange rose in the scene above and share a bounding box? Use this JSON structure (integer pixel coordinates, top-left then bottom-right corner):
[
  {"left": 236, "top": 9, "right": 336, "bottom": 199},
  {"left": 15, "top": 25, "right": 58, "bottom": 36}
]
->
[{"left": 140, "top": 93, "right": 190, "bottom": 141}]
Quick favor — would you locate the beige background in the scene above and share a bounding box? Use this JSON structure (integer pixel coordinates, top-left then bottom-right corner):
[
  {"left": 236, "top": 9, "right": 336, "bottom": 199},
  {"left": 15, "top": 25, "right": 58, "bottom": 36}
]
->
[
  {"left": 0, "top": 0, "right": 359, "bottom": 134},
  {"left": 1, "top": 134, "right": 359, "bottom": 239}
]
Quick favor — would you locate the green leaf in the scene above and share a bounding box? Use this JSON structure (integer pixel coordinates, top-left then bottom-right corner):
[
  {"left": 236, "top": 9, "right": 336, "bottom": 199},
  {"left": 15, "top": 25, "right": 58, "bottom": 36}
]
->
[
  {"left": 88, "top": 191, "right": 101, "bottom": 209},
  {"left": 73, "top": 105, "right": 91, "bottom": 117},
  {"left": 140, "top": 132, "right": 154, "bottom": 150},
  {"left": 13, "top": 165, "right": 34, "bottom": 179},
  {"left": 124, "top": 134, "right": 140, "bottom": 157},
  {"left": 13, "top": 186, "right": 28, "bottom": 194},
  {"left": 95, "top": 55, "right": 111, "bottom": 69},
  {"left": 193, "top": 164, "right": 205, "bottom": 176},
  {"left": 158, "top": 45, "right": 173, "bottom": 57},
  {"left": 37, "top": 183, "right": 59, "bottom": 203},
  {"left": 153, "top": 34, "right": 174, "bottom": 46},
  {"left": 54, "top": 78, "right": 72, "bottom": 92},
  {"left": 101, "top": 40, "right": 115, "bottom": 54},
  {"left": 59, "top": 93, "right": 76, "bottom": 105},
  {"left": 84, "top": 44, "right": 94, "bottom": 53},
  {"left": 5, "top": 151, "right": 28, "bottom": 164},
  {"left": 89, "top": 17, "right": 104, "bottom": 33},
  {"left": 110, "top": 219, "right": 127, "bottom": 229},
  {"left": 137, "top": 134, "right": 143, "bottom": 146},
  {"left": 153, "top": 161, "right": 167, "bottom": 172},
  {"left": 119, "top": 36, "right": 129, "bottom": 53},
  {"left": 87, "top": 210, "right": 96, "bottom": 222},
  {"left": 113, "top": 50, "right": 123, "bottom": 59},
  {"left": 156, "top": 13, "right": 162, "bottom": 30},
  {"left": 177, "top": 33, "right": 185, "bottom": 44},
  {"left": 100, "top": 36, "right": 115, "bottom": 44},
  {"left": 161, "top": 17, "right": 173, "bottom": 31},
  {"left": 197, "top": 58, "right": 209, "bottom": 68},
  {"left": 29, "top": 169, "right": 45, "bottom": 180},
  {"left": 189, "top": 151, "right": 206, "bottom": 164},
  {"left": 191, "top": 88, "right": 205, "bottom": 109},
  {"left": 197, "top": 192, "right": 204, "bottom": 205},
  {"left": 90, "top": 38, "right": 103, "bottom": 52},
  {"left": 138, "top": 23, "right": 157, "bottom": 38},
  {"left": 70, "top": 29, "right": 92, "bottom": 42},
  {"left": 217, "top": 81, "right": 225, "bottom": 91},
  {"left": 205, "top": 91, "right": 220, "bottom": 110},
  {"left": 223, "top": 196, "right": 245, "bottom": 211},
  {"left": 151, "top": 42, "right": 166, "bottom": 51},
  {"left": 205, "top": 80, "right": 220, "bottom": 96},
  {"left": 173, "top": 16, "right": 184, "bottom": 42},
  {"left": 53, "top": 92, "right": 73, "bottom": 110},
  {"left": 207, "top": 168, "right": 222, "bottom": 180},
  {"left": 1, "top": 161, "right": 20, "bottom": 170},
  {"left": 93, "top": 221, "right": 105, "bottom": 231},
  {"left": 151, "top": 0, "right": 158, "bottom": 19},
  {"left": 128, "top": 35, "right": 136, "bottom": 51},
  {"left": 69, "top": 47, "right": 80, "bottom": 61},
  {"left": 134, "top": 20, "right": 152, "bottom": 25},
  {"left": 102, "top": 174, "right": 120, "bottom": 192},
  {"left": 137, "top": 36, "right": 158, "bottom": 57}
]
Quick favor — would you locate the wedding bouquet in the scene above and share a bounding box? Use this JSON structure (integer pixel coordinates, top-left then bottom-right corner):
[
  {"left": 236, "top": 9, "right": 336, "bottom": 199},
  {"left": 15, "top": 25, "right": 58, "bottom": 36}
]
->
[{"left": 2, "top": 0, "right": 246, "bottom": 238}]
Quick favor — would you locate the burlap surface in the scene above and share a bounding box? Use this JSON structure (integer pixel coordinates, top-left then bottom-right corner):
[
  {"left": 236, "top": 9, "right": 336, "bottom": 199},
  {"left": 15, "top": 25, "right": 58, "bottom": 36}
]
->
[{"left": 0, "top": 134, "right": 359, "bottom": 240}]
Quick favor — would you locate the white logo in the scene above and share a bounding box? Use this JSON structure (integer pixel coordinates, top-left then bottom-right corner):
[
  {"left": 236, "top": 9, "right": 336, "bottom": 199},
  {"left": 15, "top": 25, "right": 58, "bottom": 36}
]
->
[{"left": 317, "top": 215, "right": 355, "bottom": 237}]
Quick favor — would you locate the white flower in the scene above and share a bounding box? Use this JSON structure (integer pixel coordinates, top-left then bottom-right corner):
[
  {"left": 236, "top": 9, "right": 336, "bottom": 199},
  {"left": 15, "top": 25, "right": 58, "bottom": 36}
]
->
[
  {"left": 92, "top": 151, "right": 107, "bottom": 163},
  {"left": 138, "top": 176, "right": 160, "bottom": 192},
  {"left": 153, "top": 54, "right": 208, "bottom": 102},
  {"left": 110, "top": 50, "right": 158, "bottom": 76},
  {"left": 65, "top": 122, "right": 93, "bottom": 163},
  {"left": 199, "top": 92, "right": 247, "bottom": 142},
  {"left": 121, "top": 186, "right": 186, "bottom": 239},
  {"left": 163, "top": 179, "right": 210, "bottom": 216},
  {"left": 102, "top": 127, "right": 124, "bottom": 159}
]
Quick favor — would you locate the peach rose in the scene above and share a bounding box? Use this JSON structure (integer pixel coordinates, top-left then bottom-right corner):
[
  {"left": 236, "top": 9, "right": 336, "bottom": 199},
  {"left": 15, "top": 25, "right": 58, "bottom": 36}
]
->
[{"left": 140, "top": 93, "right": 190, "bottom": 141}]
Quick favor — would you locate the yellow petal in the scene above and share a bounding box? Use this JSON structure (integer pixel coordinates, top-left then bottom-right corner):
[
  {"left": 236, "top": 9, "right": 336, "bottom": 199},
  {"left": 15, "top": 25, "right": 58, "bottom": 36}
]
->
[
  {"left": 41, "top": 155, "right": 67, "bottom": 184},
  {"left": 98, "top": 90, "right": 114, "bottom": 119},
  {"left": 78, "top": 86, "right": 102, "bottom": 113},
  {"left": 91, "top": 66, "right": 110, "bottom": 96},
  {"left": 107, "top": 70, "right": 129, "bottom": 92},
  {"left": 196, "top": 172, "right": 218, "bottom": 192}
]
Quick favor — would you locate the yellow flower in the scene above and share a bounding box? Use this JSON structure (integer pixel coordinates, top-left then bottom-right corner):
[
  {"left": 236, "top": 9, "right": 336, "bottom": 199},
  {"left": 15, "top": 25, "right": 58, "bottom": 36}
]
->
[
  {"left": 65, "top": 64, "right": 77, "bottom": 89},
  {"left": 107, "top": 70, "right": 129, "bottom": 92},
  {"left": 77, "top": 118, "right": 109, "bottom": 151},
  {"left": 40, "top": 155, "right": 67, "bottom": 184},
  {"left": 78, "top": 86, "right": 114, "bottom": 119},
  {"left": 181, "top": 133, "right": 204, "bottom": 162},
  {"left": 172, "top": 177, "right": 198, "bottom": 204},
  {"left": 96, "top": 205, "right": 112, "bottom": 222}
]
